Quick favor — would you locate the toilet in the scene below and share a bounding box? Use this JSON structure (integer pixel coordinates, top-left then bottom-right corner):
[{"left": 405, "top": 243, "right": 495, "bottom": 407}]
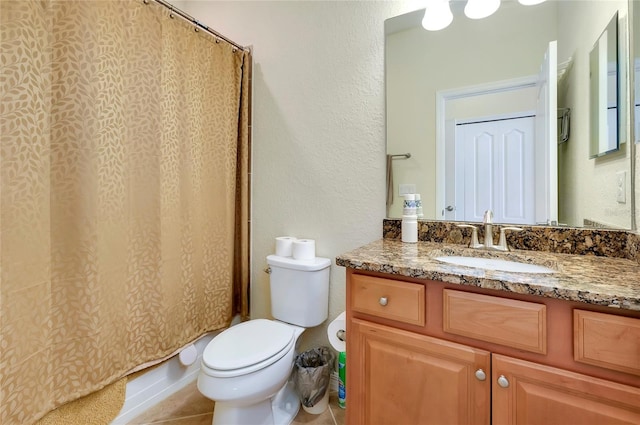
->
[{"left": 197, "top": 254, "right": 331, "bottom": 425}]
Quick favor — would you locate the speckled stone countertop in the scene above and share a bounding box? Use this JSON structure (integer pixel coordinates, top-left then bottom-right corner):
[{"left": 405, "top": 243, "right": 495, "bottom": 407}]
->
[{"left": 336, "top": 239, "right": 640, "bottom": 311}]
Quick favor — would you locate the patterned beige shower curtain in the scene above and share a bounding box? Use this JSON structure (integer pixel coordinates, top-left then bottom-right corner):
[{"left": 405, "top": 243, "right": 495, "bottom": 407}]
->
[{"left": 0, "top": 1, "right": 251, "bottom": 423}]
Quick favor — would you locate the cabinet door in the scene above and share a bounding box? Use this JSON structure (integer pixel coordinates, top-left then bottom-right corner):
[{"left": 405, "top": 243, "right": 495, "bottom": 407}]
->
[
  {"left": 492, "top": 354, "right": 640, "bottom": 425},
  {"left": 348, "top": 319, "right": 490, "bottom": 425}
]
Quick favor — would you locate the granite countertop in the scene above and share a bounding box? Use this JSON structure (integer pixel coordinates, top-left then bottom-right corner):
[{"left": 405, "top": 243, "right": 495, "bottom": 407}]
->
[{"left": 336, "top": 239, "right": 640, "bottom": 311}]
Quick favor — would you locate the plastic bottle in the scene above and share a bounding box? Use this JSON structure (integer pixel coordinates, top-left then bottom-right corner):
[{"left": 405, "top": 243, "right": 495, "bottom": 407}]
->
[
  {"left": 415, "top": 194, "right": 424, "bottom": 218},
  {"left": 403, "top": 193, "right": 417, "bottom": 215},
  {"left": 402, "top": 194, "right": 418, "bottom": 243},
  {"left": 402, "top": 214, "right": 418, "bottom": 243},
  {"left": 338, "top": 351, "right": 346, "bottom": 409}
]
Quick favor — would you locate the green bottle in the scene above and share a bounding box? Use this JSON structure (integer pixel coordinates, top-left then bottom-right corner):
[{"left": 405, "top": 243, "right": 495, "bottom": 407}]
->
[{"left": 338, "top": 351, "right": 346, "bottom": 408}]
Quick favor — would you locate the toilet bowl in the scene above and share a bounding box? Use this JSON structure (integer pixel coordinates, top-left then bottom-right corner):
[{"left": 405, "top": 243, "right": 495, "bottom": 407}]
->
[
  {"left": 197, "top": 255, "right": 331, "bottom": 425},
  {"left": 198, "top": 319, "right": 304, "bottom": 424}
]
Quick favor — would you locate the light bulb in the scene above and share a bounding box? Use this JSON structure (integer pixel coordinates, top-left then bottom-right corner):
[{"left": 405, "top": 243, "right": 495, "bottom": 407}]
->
[
  {"left": 422, "top": 0, "right": 453, "bottom": 31},
  {"left": 518, "top": 0, "right": 546, "bottom": 5},
  {"left": 464, "top": 0, "right": 501, "bottom": 20}
]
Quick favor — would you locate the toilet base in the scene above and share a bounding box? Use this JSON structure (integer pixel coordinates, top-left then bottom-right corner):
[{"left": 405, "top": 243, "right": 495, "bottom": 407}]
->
[
  {"left": 272, "top": 380, "right": 300, "bottom": 424},
  {"left": 212, "top": 380, "right": 300, "bottom": 425}
]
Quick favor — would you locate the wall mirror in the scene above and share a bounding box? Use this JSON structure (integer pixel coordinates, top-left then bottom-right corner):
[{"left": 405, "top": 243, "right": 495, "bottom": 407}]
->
[
  {"left": 590, "top": 12, "right": 620, "bottom": 158},
  {"left": 634, "top": 0, "right": 640, "bottom": 147},
  {"left": 386, "top": 0, "right": 633, "bottom": 230}
]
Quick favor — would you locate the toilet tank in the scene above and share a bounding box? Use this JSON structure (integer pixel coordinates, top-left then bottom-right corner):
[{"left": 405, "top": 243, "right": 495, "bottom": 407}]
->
[{"left": 266, "top": 255, "right": 331, "bottom": 327}]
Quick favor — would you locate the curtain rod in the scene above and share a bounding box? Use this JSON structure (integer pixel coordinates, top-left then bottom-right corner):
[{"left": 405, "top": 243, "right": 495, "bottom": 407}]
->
[{"left": 149, "top": 0, "right": 248, "bottom": 52}]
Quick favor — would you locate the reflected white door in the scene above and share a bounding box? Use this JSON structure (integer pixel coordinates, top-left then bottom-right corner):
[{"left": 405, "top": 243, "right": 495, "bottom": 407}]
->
[
  {"left": 534, "top": 40, "right": 558, "bottom": 225},
  {"left": 456, "top": 117, "right": 536, "bottom": 224}
]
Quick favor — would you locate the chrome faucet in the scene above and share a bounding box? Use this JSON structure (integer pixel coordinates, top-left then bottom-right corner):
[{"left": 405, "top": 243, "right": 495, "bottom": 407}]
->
[{"left": 457, "top": 210, "right": 523, "bottom": 251}]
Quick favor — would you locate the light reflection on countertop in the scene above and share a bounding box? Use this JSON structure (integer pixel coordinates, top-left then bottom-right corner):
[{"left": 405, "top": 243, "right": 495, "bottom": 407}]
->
[{"left": 335, "top": 239, "right": 640, "bottom": 311}]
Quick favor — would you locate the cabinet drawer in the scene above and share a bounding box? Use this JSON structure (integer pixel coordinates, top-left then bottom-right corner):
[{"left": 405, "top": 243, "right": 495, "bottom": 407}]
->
[
  {"left": 443, "top": 290, "right": 547, "bottom": 354},
  {"left": 574, "top": 310, "right": 640, "bottom": 376},
  {"left": 351, "top": 274, "right": 425, "bottom": 326}
]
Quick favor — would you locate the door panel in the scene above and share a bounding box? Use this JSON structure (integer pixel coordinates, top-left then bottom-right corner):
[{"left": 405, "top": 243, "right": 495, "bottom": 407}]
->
[
  {"left": 502, "top": 129, "right": 527, "bottom": 220},
  {"left": 349, "top": 319, "right": 490, "bottom": 425},
  {"left": 457, "top": 116, "right": 535, "bottom": 224},
  {"left": 492, "top": 354, "right": 640, "bottom": 425}
]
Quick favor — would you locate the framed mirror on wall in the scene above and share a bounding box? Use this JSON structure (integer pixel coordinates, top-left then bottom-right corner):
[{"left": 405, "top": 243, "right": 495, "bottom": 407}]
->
[
  {"left": 386, "top": 0, "right": 634, "bottom": 230},
  {"left": 590, "top": 12, "right": 620, "bottom": 158}
]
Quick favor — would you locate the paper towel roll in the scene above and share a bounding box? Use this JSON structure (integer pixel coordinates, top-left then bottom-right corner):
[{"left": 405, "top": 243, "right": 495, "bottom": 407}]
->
[
  {"left": 292, "top": 239, "right": 316, "bottom": 260},
  {"left": 275, "top": 236, "right": 296, "bottom": 257},
  {"left": 327, "top": 311, "right": 346, "bottom": 352}
]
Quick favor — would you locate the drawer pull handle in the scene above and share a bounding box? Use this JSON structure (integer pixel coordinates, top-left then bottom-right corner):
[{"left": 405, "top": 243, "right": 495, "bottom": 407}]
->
[
  {"left": 497, "top": 375, "right": 509, "bottom": 388},
  {"left": 379, "top": 297, "right": 388, "bottom": 306},
  {"left": 474, "top": 369, "right": 486, "bottom": 381}
]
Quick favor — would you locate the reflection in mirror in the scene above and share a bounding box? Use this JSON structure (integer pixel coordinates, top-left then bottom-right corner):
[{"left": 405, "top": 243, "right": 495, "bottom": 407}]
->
[
  {"left": 631, "top": 0, "right": 639, "bottom": 231},
  {"left": 634, "top": 0, "right": 640, "bottom": 144},
  {"left": 590, "top": 12, "right": 619, "bottom": 158},
  {"left": 386, "top": 0, "right": 632, "bottom": 230}
]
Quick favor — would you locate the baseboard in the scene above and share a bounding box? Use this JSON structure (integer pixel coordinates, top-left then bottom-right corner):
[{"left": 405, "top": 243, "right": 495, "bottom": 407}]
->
[{"left": 110, "top": 333, "right": 216, "bottom": 424}]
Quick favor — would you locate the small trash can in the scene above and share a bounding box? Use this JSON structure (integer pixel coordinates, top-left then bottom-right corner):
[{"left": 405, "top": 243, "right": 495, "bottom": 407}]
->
[{"left": 292, "top": 346, "right": 335, "bottom": 414}]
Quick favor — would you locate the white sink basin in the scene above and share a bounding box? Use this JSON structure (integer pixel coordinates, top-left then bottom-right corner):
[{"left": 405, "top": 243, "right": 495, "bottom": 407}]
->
[{"left": 435, "top": 256, "right": 555, "bottom": 274}]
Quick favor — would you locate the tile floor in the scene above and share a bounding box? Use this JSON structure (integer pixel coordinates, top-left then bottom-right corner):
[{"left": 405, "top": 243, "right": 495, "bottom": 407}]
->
[{"left": 127, "top": 381, "right": 345, "bottom": 425}]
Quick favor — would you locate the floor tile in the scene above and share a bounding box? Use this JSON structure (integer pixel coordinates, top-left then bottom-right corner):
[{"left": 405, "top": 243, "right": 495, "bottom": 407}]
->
[
  {"left": 127, "top": 383, "right": 344, "bottom": 425},
  {"left": 328, "top": 393, "right": 345, "bottom": 425},
  {"left": 142, "top": 414, "right": 214, "bottom": 425},
  {"left": 127, "top": 382, "right": 213, "bottom": 424},
  {"left": 290, "top": 408, "right": 335, "bottom": 425}
]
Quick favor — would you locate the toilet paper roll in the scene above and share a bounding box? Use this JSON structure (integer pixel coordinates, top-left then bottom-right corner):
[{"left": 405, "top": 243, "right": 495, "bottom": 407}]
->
[
  {"left": 292, "top": 239, "right": 316, "bottom": 260},
  {"left": 275, "top": 236, "right": 296, "bottom": 257},
  {"left": 327, "top": 311, "right": 346, "bottom": 352}
]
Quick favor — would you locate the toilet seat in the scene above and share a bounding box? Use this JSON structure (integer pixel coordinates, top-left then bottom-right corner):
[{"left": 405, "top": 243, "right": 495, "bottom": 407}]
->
[{"left": 202, "top": 319, "right": 295, "bottom": 378}]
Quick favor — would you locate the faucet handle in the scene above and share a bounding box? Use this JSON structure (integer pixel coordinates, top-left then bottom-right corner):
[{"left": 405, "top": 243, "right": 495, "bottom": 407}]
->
[
  {"left": 483, "top": 210, "right": 494, "bottom": 224},
  {"left": 457, "top": 224, "right": 482, "bottom": 248},
  {"left": 497, "top": 226, "right": 523, "bottom": 251}
]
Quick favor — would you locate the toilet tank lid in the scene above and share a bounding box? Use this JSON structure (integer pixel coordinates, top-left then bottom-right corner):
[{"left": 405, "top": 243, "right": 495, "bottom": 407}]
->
[{"left": 266, "top": 255, "right": 331, "bottom": 271}]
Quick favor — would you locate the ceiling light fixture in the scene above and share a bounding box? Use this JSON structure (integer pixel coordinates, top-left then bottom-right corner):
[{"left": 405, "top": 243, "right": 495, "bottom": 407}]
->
[
  {"left": 464, "top": 0, "right": 501, "bottom": 20},
  {"left": 422, "top": 0, "right": 454, "bottom": 31}
]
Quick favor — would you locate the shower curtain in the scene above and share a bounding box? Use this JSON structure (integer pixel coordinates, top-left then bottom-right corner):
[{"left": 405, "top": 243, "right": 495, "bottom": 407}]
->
[{"left": 0, "top": 1, "right": 251, "bottom": 423}]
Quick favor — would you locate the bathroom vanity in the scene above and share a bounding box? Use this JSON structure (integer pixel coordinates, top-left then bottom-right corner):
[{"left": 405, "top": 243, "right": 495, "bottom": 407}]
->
[{"left": 336, "top": 237, "right": 640, "bottom": 425}]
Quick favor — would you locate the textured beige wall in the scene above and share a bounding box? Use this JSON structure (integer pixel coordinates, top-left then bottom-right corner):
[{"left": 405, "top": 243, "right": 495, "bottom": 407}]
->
[{"left": 180, "top": 0, "right": 424, "bottom": 350}]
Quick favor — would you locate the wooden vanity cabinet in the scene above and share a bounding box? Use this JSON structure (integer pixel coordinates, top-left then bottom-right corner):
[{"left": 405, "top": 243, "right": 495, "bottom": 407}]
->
[
  {"left": 346, "top": 270, "right": 640, "bottom": 425},
  {"left": 492, "top": 354, "right": 640, "bottom": 425},
  {"left": 350, "top": 318, "right": 490, "bottom": 425}
]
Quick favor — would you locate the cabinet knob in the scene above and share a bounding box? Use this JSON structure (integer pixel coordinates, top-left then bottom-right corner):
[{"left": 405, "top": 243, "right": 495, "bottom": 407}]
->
[
  {"left": 497, "top": 375, "right": 509, "bottom": 388},
  {"left": 474, "top": 369, "right": 486, "bottom": 381},
  {"left": 379, "top": 297, "right": 388, "bottom": 306}
]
